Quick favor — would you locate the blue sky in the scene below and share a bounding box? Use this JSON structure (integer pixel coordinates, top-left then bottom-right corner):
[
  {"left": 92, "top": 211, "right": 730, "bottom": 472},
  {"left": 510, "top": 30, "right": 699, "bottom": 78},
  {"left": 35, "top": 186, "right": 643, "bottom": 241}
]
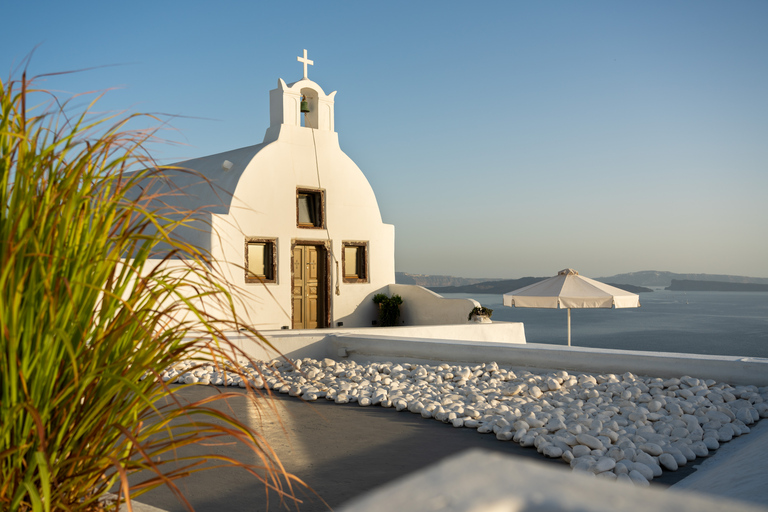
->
[{"left": 3, "top": 1, "right": 767, "bottom": 279}]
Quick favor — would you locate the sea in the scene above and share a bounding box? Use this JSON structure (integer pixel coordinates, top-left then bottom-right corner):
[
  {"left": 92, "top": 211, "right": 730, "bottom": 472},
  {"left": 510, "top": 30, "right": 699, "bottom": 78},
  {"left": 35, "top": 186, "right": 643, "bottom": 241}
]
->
[{"left": 441, "top": 290, "right": 768, "bottom": 359}]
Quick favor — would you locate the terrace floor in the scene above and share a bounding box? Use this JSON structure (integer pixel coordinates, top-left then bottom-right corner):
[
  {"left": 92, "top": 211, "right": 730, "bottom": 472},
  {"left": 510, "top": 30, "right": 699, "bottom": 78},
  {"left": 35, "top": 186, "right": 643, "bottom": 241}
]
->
[{"left": 132, "top": 386, "right": 705, "bottom": 512}]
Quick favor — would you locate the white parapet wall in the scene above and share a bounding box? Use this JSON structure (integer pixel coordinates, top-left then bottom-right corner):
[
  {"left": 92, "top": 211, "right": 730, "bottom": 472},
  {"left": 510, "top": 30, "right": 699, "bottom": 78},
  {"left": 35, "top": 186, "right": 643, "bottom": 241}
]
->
[
  {"left": 385, "top": 284, "right": 481, "bottom": 326},
  {"left": 338, "top": 449, "right": 768, "bottom": 512},
  {"left": 498, "top": 343, "right": 768, "bottom": 386},
  {"left": 221, "top": 327, "right": 768, "bottom": 387},
  {"left": 331, "top": 337, "right": 768, "bottom": 387},
  {"left": 223, "top": 322, "right": 527, "bottom": 362}
]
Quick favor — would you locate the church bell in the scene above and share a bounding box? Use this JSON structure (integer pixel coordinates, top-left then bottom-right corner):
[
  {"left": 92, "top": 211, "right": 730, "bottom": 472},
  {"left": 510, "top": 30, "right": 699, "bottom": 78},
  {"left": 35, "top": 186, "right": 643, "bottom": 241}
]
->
[{"left": 300, "top": 96, "right": 310, "bottom": 113}]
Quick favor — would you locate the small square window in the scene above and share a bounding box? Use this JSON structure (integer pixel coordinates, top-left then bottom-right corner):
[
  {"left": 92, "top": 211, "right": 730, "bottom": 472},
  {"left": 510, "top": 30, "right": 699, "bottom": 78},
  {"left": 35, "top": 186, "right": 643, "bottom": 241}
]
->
[
  {"left": 297, "top": 189, "right": 324, "bottom": 228},
  {"left": 342, "top": 242, "right": 368, "bottom": 283},
  {"left": 245, "top": 238, "right": 276, "bottom": 283}
]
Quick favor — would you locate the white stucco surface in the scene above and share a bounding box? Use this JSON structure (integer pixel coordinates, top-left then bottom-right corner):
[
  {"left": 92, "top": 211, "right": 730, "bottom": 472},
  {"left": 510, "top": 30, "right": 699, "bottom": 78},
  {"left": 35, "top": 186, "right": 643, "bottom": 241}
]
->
[
  {"left": 127, "top": 59, "right": 505, "bottom": 331},
  {"left": 217, "top": 329, "right": 768, "bottom": 386},
  {"left": 221, "top": 322, "right": 527, "bottom": 362},
  {"left": 672, "top": 414, "right": 768, "bottom": 507},
  {"left": 337, "top": 449, "right": 768, "bottom": 512},
  {"left": 134, "top": 72, "right": 403, "bottom": 330},
  {"left": 211, "top": 83, "right": 397, "bottom": 329},
  {"left": 387, "top": 284, "right": 483, "bottom": 325}
]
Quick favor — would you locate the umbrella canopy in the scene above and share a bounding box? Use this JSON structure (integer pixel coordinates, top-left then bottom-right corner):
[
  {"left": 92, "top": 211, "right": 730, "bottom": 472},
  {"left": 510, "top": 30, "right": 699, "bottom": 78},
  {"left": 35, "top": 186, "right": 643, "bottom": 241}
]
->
[{"left": 503, "top": 268, "right": 640, "bottom": 345}]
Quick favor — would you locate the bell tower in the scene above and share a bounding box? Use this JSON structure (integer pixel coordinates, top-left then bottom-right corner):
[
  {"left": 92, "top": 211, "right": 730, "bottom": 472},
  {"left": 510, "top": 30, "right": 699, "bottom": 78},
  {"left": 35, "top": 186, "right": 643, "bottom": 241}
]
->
[{"left": 268, "top": 49, "right": 336, "bottom": 133}]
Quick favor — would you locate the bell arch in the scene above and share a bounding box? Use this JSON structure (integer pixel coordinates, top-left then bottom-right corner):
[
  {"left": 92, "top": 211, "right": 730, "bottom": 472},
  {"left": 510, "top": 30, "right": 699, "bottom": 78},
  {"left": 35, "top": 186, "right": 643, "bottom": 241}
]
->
[
  {"left": 300, "top": 87, "right": 319, "bottom": 128},
  {"left": 269, "top": 78, "right": 336, "bottom": 132}
]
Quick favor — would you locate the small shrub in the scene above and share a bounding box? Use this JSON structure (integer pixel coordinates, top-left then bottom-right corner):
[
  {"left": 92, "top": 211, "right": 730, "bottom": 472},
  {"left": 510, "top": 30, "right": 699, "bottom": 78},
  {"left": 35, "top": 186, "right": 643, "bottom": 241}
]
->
[
  {"left": 468, "top": 306, "right": 493, "bottom": 321},
  {"left": 373, "top": 293, "right": 403, "bottom": 326}
]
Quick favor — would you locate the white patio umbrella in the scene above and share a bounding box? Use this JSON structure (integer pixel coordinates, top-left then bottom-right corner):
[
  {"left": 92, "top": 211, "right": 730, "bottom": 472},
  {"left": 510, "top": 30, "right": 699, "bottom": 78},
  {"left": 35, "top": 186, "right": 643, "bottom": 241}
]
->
[{"left": 502, "top": 268, "right": 640, "bottom": 346}]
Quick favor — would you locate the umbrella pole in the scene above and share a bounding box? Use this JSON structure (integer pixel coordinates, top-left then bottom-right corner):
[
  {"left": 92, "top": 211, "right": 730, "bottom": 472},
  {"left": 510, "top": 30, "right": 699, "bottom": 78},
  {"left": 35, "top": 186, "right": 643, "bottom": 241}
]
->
[{"left": 567, "top": 308, "right": 571, "bottom": 346}]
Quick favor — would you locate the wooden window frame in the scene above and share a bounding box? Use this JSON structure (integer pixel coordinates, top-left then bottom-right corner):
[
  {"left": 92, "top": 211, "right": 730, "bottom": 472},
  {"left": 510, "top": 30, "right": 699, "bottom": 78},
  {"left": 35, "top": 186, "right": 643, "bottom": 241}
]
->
[
  {"left": 296, "top": 188, "right": 325, "bottom": 229},
  {"left": 244, "top": 237, "right": 277, "bottom": 284},
  {"left": 342, "top": 241, "right": 368, "bottom": 283}
]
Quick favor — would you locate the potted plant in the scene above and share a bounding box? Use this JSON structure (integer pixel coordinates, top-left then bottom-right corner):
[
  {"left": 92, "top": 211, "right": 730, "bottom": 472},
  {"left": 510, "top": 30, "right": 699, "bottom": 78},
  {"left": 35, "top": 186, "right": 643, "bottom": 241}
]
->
[
  {"left": 373, "top": 293, "right": 403, "bottom": 326},
  {"left": 468, "top": 306, "right": 493, "bottom": 323}
]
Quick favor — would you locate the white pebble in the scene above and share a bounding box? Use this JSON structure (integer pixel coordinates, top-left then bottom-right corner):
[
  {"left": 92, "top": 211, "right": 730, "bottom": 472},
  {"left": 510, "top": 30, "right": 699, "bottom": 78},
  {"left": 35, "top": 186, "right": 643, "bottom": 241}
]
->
[
  {"left": 638, "top": 443, "right": 663, "bottom": 456},
  {"left": 594, "top": 457, "right": 616, "bottom": 473},
  {"left": 543, "top": 445, "right": 564, "bottom": 458},
  {"left": 658, "top": 453, "right": 678, "bottom": 471},
  {"left": 631, "top": 463, "right": 654, "bottom": 482},
  {"left": 703, "top": 436, "right": 720, "bottom": 450},
  {"left": 691, "top": 441, "right": 709, "bottom": 457},
  {"left": 572, "top": 445, "right": 592, "bottom": 458},
  {"left": 576, "top": 434, "right": 604, "bottom": 451},
  {"left": 647, "top": 400, "right": 662, "bottom": 412}
]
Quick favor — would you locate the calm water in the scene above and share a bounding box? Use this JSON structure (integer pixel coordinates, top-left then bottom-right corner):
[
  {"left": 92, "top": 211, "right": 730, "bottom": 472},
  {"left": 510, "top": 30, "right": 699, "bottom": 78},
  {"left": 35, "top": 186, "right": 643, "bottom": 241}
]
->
[{"left": 441, "top": 290, "right": 768, "bottom": 359}]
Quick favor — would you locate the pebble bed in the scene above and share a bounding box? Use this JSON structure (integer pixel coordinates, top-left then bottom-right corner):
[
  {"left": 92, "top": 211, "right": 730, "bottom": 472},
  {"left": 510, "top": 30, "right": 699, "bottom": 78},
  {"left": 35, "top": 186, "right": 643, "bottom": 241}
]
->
[{"left": 162, "top": 358, "right": 768, "bottom": 486}]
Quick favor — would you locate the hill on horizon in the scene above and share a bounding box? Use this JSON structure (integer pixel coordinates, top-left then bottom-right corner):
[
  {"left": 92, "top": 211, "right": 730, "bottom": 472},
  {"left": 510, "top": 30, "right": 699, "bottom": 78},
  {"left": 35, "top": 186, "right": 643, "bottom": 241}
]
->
[
  {"left": 395, "top": 272, "right": 501, "bottom": 288},
  {"left": 667, "top": 279, "right": 768, "bottom": 292},
  {"left": 428, "top": 278, "right": 651, "bottom": 295},
  {"left": 593, "top": 271, "right": 768, "bottom": 288},
  {"left": 396, "top": 270, "right": 768, "bottom": 291},
  {"left": 427, "top": 277, "right": 547, "bottom": 295}
]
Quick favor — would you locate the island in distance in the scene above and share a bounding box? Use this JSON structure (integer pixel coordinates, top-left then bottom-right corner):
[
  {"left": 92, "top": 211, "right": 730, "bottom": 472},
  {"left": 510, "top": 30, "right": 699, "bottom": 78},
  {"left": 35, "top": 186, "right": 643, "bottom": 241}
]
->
[
  {"left": 667, "top": 279, "right": 768, "bottom": 292},
  {"left": 423, "top": 278, "right": 652, "bottom": 295},
  {"left": 396, "top": 271, "right": 768, "bottom": 295}
]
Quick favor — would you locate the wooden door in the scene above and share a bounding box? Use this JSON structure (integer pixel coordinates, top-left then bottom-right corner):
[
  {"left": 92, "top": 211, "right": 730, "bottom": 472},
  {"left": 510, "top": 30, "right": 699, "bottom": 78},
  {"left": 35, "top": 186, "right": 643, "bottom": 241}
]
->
[{"left": 292, "top": 244, "right": 326, "bottom": 329}]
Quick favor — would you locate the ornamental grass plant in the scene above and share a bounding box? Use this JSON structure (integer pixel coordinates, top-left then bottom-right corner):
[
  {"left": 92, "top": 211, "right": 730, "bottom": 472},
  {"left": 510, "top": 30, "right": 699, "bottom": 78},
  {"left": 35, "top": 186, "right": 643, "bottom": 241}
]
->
[{"left": 0, "top": 70, "right": 305, "bottom": 511}]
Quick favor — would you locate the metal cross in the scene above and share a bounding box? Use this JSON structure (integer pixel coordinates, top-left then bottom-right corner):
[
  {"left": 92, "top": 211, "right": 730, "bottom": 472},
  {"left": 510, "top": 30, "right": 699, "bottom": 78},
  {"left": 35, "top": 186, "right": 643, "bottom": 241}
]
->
[{"left": 297, "top": 49, "right": 314, "bottom": 79}]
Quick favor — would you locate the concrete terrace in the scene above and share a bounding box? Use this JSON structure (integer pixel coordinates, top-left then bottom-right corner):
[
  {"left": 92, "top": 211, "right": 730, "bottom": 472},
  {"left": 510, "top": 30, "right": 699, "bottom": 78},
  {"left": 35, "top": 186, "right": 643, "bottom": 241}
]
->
[{"left": 125, "top": 327, "right": 768, "bottom": 512}]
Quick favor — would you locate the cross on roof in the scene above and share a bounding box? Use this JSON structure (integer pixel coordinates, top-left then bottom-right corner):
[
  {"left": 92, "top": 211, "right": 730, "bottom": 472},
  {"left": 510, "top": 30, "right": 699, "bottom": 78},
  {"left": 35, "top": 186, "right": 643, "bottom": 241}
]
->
[{"left": 297, "top": 49, "right": 314, "bottom": 79}]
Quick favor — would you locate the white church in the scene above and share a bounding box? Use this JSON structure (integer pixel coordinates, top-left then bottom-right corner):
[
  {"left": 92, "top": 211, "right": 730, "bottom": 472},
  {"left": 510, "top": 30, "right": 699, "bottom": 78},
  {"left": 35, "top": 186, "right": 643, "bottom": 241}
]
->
[{"left": 144, "top": 50, "right": 524, "bottom": 342}]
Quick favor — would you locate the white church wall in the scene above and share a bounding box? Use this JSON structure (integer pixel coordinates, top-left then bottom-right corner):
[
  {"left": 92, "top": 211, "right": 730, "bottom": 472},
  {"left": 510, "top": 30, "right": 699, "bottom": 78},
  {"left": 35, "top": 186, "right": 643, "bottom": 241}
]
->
[
  {"left": 331, "top": 231, "right": 396, "bottom": 327},
  {"left": 127, "top": 56, "right": 477, "bottom": 330},
  {"left": 202, "top": 119, "right": 396, "bottom": 330}
]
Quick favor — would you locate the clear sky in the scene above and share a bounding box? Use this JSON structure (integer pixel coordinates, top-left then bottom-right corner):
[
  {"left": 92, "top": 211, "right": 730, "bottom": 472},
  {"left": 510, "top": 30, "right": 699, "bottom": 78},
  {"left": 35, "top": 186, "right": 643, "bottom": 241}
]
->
[{"left": 3, "top": 1, "right": 767, "bottom": 279}]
